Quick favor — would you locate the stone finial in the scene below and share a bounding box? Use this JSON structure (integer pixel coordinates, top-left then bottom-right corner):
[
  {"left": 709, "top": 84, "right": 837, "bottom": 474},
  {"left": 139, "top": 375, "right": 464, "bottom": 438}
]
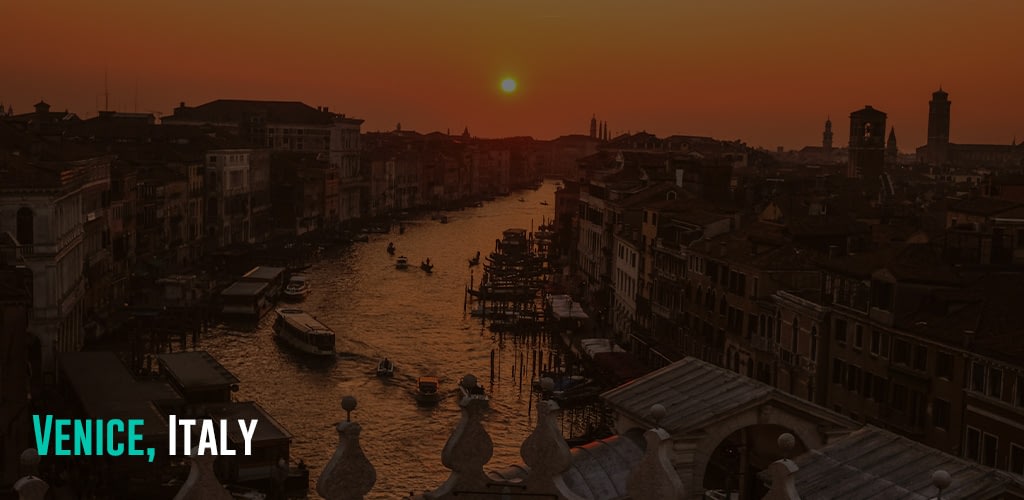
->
[
  {"left": 19, "top": 448, "right": 40, "bottom": 476},
  {"left": 318, "top": 397, "right": 376, "bottom": 500},
  {"left": 778, "top": 432, "right": 796, "bottom": 458},
  {"left": 520, "top": 400, "right": 583, "bottom": 499},
  {"left": 649, "top": 403, "right": 667, "bottom": 426},
  {"left": 173, "top": 447, "right": 233, "bottom": 500},
  {"left": 540, "top": 377, "right": 555, "bottom": 393},
  {"left": 427, "top": 379, "right": 493, "bottom": 498},
  {"left": 13, "top": 476, "right": 48, "bottom": 500},
  {"left": 932, "top": 470, "right": 951, "bottom": 499},
  {"left": 626, "top": 427, "right": 685, "bottom": 500},
  {"left": 762, "top": 433, "right": 801, "bottom": 500}
]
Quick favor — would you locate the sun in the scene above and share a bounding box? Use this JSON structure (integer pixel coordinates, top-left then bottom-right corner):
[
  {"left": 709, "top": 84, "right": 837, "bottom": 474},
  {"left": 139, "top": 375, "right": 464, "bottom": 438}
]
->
[{"left": 500, "top": 78, "right": 517, "bottom": 94}]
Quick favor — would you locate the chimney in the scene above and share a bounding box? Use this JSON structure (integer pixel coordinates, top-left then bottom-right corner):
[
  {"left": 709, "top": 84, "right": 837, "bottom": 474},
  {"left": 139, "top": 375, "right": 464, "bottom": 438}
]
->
[
  {"left": 179, "top": 101, "right": 186, "bottom": 109},
  {"left": 323, "top": 106, "right": 329, "bottom": 113}
]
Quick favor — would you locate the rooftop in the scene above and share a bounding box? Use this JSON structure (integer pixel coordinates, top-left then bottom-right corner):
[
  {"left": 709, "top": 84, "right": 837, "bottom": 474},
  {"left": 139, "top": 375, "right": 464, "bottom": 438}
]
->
[{"left": 156, "top": 351, "right": 240, "bottom": 391}]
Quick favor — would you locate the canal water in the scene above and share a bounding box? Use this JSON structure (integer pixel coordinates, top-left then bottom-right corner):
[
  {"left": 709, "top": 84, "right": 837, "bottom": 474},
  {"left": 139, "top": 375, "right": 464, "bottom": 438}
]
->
[{"left": 201, "top": 181, "right": 563, "bottom": 498}]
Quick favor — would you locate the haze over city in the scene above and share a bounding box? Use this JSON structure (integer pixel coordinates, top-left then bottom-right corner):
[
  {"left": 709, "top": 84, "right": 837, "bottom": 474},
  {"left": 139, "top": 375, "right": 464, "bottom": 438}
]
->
[{"left": 4, "top": 0, "right": 1023, "bottom": 149}]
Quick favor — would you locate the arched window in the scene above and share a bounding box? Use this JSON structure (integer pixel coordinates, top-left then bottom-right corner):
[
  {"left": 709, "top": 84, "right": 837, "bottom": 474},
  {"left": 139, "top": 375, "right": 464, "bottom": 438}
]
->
[
  {"left": 16, "top": 207, "right": 34, "bottom": 245},
  {"left": 810, "top": 326, "right": 819, "bottom": 362},
  {"left": 792, "top": 317, "right": 800, "bottom": 353}
]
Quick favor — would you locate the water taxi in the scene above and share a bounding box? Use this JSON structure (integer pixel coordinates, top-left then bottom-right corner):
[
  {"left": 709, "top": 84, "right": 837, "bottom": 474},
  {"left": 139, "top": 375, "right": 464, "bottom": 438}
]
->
[
  {"left": 282, "top": 275, "right": 310, "bottom": 301},
  {"left": 415, "top": 376, "right": 442, "bottom": 405},
  {"left": 272, "top": 309, "right": 336, "bottom": 357}
]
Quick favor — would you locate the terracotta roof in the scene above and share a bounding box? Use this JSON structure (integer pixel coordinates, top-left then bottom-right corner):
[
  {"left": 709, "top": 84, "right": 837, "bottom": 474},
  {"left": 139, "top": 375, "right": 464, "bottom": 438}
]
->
[
  {"left": 791, "top": 426, "right": 1024, "bottom": 499},
  {"left": 817, "top": 243, "right": 960, "bottom": 284},
  {"left": 948, "top": 197, "right": 1021, "bottom": 216},
  {"left": 165, "top": 99, "right": 337, "bottom": 125}
]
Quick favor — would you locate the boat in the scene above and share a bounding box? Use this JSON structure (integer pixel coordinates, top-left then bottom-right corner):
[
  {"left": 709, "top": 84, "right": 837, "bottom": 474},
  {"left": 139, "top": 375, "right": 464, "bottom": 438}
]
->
[
  {"left": 282, "top": 275, "right": 310, "bottom": 301},
  {"left": 386, "top": 242, "right": 396, "bottom": 255},
  {"left": 415, "top": 376, "right": 442, "bottom": 405},
  {"left": 376, "top": 358, "right": 395, "bottom": 377},
  {"left": 238, "top": 266, "right": 287, "bottom": 302},
  {"left": 420, "top": 260, "right": 434, "bottom": 273},
  {"left": 219, "top": 281, "right": 272, "bottom": 319},
  {"left": 518, "top": 197, "right": 525, "bottom": 202},
  {"left": 439, "top": 215, "right": 449, "bottom": 224},
  {"left": 540, "top": 200, "right": 549, "bottom": 206},
  {"left": 395, "top": 256, "right": 409, "bottom": 269},
  {"left": 272, "top": 309, "right": 336, "bottom": 357},
  {"left": 458, "top": 375, "right": 487, "bottom": 400}
]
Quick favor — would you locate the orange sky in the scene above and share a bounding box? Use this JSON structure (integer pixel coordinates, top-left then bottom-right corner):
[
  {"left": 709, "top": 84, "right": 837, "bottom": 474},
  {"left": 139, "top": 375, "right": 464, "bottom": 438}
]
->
[{"left": 3, "top": 1, "right": 1022, "bottom": 150}]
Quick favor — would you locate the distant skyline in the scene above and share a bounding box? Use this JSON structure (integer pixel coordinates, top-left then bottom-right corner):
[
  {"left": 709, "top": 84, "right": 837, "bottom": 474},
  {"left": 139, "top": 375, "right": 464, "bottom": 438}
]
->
[{"left": 3, "top": 1, "right": 1022, "bottom": 150}]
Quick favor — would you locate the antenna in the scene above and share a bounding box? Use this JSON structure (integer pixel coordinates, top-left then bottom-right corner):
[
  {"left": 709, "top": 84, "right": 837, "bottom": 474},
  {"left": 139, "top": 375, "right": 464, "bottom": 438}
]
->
[
  {"left": 134, "top": 78, "right": 138, "bottom": 113},
  {"left": 104, "top": 68, "right": 109, "bottom": 112}
]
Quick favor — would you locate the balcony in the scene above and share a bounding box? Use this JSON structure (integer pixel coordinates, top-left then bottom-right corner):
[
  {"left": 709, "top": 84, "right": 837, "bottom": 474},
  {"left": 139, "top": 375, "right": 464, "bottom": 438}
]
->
[
  {"left": 751, "top": 335, "right": 780, "bottom": 355},
  {"left": 651, "top": 302, "right": 673, "bottom": 319}
]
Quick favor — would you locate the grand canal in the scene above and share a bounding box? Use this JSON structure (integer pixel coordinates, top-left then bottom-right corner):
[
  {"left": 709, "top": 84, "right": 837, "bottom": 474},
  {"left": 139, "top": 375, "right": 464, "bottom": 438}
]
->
[{"left": 201, "top": 181, "right": 564, "bottom": 498}]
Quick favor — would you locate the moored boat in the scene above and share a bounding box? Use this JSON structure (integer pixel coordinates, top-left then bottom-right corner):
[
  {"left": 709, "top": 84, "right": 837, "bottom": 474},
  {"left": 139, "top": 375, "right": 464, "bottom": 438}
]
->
[
  {"left": 377, "top": 358, "right": 395, "bottom": 377},
  {"left": 272, "top": 308, "right": 336, "bottom": 357},
  {"left": 282, "top": 275, "right": 310, "bottom": 301},
  {"left": 415, "top": 376, "right": 442, "bottom": 405}
]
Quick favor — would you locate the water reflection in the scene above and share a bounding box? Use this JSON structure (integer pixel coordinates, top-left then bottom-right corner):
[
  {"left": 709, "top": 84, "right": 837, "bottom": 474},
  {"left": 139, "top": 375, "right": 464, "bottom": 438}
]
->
[{"left": 201, "top": 182, "right": 563, "bottom": 498}]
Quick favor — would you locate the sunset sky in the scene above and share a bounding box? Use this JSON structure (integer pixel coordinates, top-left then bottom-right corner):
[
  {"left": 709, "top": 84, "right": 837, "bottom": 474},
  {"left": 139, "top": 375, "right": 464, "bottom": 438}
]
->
[{"left": 4, "top": 1, "right": 1022, "bottom": 150}]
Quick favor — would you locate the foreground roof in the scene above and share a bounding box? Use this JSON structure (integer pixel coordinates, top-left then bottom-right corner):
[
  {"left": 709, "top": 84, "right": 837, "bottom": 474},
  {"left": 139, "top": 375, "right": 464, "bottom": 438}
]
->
[{"left": 791, "top": 426, "right": 1024, "bottom": 499}]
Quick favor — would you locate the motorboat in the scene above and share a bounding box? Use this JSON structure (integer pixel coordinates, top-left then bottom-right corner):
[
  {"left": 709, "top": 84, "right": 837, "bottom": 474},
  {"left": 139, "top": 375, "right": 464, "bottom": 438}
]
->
[
  {"left": 420, "top": 261, "right": 434, "bottom": 273},
  {"left": 415, "top": 376, "right": 442, "bottom": 406},
  {"left": 272, "top": 309, "right": 336, "bottom": 357},
  {"left": 377, "top": 358, "right": 395, "bottom": 377},
  {"left": 282, "top": 275, "right": 310, "bottom": 301},
  {"left": 540, "top": 200, "right": 549, "bottom": 206},
  {"left": 395, "top": 256, "right": 409, "bottom": 269}
]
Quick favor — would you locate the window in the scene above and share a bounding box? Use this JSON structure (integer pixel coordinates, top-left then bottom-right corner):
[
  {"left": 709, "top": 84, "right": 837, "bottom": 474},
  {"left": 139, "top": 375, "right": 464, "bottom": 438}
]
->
[
  {"left": 933, "top": 399, "right": 950, "bottom": 431},
  {"left": 983, "top": 434, "right": 998, "bottom": 467},
  {"left": 791, "top": 317, "right": 800, "bottom": 354},
  {"left": 892, "top": 384, "right": 907, "bottom": 412},
  {"left": 810, "top": 327, "right": 818, "bottom": 362},
  {"left": 854, "top": 325, "right": 863, "bottom": 349},
  {"left": 835, "top": 319, "right": 848, "bottom": 344},
  {"left": 862, "top": 373, "right": 874, "bottom": 399},
  {"left": 870, "top": 330, "right": 881, "bottom": 355},
  {"left": 880, "top": 332, "right": 890, "bottom": 358},
  {"left": 936, "top": 352, "right": 953, "bottom": 379},
  {"left": 965, "top": 427, "right": 981, "bottom": 461},
  {"left": 832, "top": 359, "right": 846, "bottom": 385},
  {"left": 1017, "top": 374, "right": 1024, "bottom": 407},
  {"left": 16, "top": 207, "right": 34, "bottom": 245},
  {"left": 989, "top": 368, "right": 1003, "bottom": 399},
  {"left": 971, "top": 362, "right": 987, "bottom": 392},
  {"left": 1011, "top": 444, "right": 1024, "bottom": 475},
  {"left": 913, "top": 345, "right": 927, "bottom": 371},
  {"left": 892, "top": 338, "right": 910, "bottom": 365},
  {"left": 847, "top": 365, "right": 861, "bottom": 393}
]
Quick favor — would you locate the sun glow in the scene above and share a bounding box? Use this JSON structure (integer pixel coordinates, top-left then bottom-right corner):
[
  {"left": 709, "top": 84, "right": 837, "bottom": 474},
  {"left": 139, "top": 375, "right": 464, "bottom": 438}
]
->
[{"left": 500, "top": 78, "right": 517, "bottom": 93}]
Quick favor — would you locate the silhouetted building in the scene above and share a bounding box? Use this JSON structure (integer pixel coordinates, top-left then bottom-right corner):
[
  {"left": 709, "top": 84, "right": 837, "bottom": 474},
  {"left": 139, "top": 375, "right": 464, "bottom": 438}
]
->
[
  {"left": 823, "top": 117, "right": 834, "bottom": 161},
  {"left": 847, "top": 106, "right": 887, "bottom": 179},
  {"left": 886, "top": 127, "right": 899, "bottom": 165},
  {"left": 916, "top": 88, "right": 1024, "bottom": 167},
  {"left": 926, "top": 88, "right": 952, "bottom": 164}
]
